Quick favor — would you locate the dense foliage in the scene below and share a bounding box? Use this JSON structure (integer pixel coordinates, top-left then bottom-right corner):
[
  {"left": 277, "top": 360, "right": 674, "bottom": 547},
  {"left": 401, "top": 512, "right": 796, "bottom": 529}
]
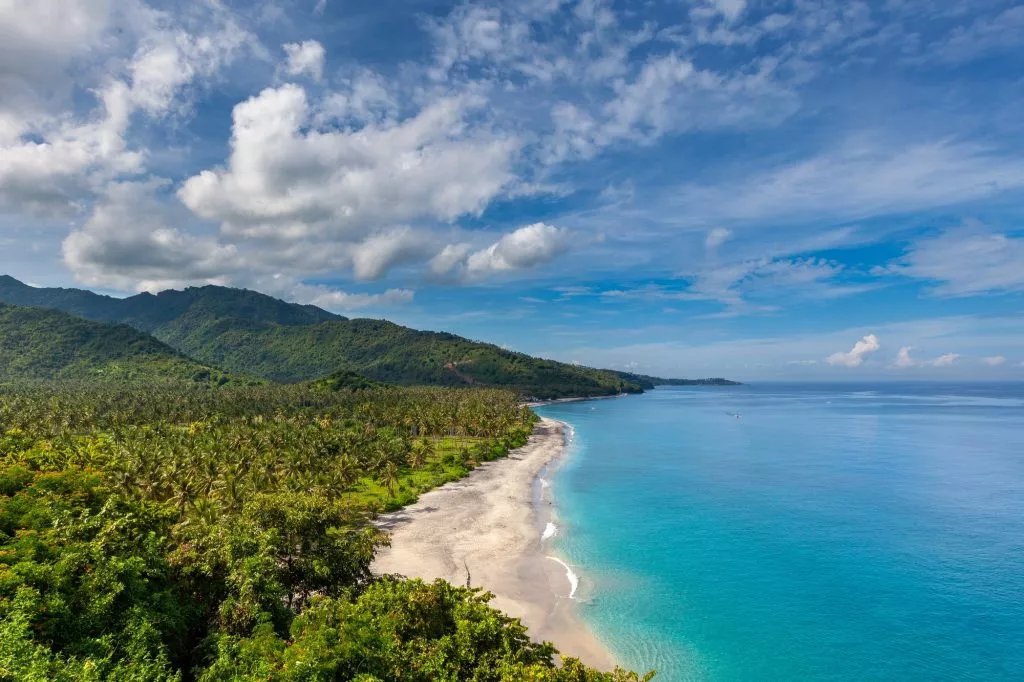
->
[
  {"left": 0, "top": 384, "right": 651, "bottom": 681},
  {"left": 0, "top": 277, "right": 647, "bottom": 398},
  {"left": 0, "top": 303, "right": 251, "bottom": 386}
]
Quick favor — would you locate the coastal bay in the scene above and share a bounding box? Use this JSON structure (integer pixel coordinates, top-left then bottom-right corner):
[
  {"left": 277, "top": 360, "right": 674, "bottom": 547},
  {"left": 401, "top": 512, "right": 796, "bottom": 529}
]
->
[{"left": 372, "top": 417, "right": 615, "bottom": 670}]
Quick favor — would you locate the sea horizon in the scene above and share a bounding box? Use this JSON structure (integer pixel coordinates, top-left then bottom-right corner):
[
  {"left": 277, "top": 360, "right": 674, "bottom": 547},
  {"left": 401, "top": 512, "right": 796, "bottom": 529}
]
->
[{"left": 538, "top": 382, "right": 1024, "bottom": 681}]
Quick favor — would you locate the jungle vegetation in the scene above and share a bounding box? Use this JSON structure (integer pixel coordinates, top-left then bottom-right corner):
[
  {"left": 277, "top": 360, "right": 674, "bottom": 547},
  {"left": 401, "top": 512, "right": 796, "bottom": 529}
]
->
[
  {"left": 0, "top": 303, "right": 254, "bottom": 387},
  {"left": 0, "top": 383, "right": 653, "bottom": 681},
  {"left": 0, "top": 277, "right": 650, "bottom": 398}
]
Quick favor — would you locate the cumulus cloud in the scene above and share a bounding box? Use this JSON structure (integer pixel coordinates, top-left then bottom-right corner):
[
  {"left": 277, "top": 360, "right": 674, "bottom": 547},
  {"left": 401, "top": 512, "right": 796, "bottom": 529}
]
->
[
  {"left": 983, "top": 356, "right": 1007, "bottom": 367},
  {"left": 60, "top": 180, "right": 415, "bottom": 311},
  {"left": 128, "top": 9, "right": 257, "bottom": 116},
  {"left": 62, "top": 180, "right": 240, "bottom": 291},
  {"left": 0, "top": 0, "right": 256, "bottom": 217},
  {"left": 283, "top": 40, "right": 326, "bottom": 81},
  {"left": 430, "top": 223, "right": 573, "bottom": 281},
  {"left": 467, "top": 223, "right": 572, "bottom": 277},
  {"left": 891, "top": 346, "right": 960, "bottom": 369},
  {"left": 179, "top": 84, "right": 521, "bottom": 242},
  {"left": 826, "top": 334, "right": 880, "bottom": 367},
  {"left": 429, "top": 243, "right": 473, "bottom": 278},
  {"left": 350, "top": 227, "right": 434, "bottom": 281},
  {"left": 0, "top": 82, "right": 142, "bottom": 215}
]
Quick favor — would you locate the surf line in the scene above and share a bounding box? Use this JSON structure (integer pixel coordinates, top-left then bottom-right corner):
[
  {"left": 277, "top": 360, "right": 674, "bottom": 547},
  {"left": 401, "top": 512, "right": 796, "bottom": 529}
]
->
[
  {"left": 541, "top": 522, "right": 558, "bottom": 541},
  {"left": 545, "top": 555, "right": 579, "bottom": 599}
]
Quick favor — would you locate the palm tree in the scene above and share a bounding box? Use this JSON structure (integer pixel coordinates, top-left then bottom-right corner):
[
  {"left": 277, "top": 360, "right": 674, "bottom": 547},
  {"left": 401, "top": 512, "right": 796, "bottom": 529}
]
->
[
  {"left": 379, "top": 461, "right": 400, "bottom": 498},
  {"left": 409, "top": 438, "right": 434, "bottom": 469}
]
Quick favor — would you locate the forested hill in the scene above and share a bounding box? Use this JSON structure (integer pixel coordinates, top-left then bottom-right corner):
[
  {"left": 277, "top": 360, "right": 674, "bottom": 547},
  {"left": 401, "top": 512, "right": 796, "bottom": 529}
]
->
[
  {"left": 0, "top": 277, "right": 649, "bottom": 398},
  {"left": 0, "top": 302, "right": 250, "bottom": 386},
  {"left": 0, "top": 275, "right": 341, "bottom": 329}
]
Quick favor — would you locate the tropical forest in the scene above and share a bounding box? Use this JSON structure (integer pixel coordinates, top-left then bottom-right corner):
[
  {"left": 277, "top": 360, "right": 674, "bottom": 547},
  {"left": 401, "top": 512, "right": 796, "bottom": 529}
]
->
[
  {"left": 0, "top": 278, "right": 668, "bottom": 680},
  {"left": 0, "top": 382, "right": 654, "bottom": 680}
]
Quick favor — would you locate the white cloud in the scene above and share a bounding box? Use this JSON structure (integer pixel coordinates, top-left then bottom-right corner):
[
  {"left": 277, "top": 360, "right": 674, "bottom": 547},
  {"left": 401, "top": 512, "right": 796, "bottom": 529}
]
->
[
  {"left": 283, "top": 40, "right": 326, "bottom": 81},
  {"left": 0, "top": 0, "right": 256, "bottom": 217},
  {"left": 983, "top": 356, "right": 1007, "bottom": 366},
  {"left": 673, "top": 140, "right": 1024, "bottom": 225},
  {"left": 62, "top": 179, "right": 240, "bottom": 291},
  {"left": 929, "top": 6, "right": 1024, "bottom": 64},
  {"left": 429, "top": 243, "right": 473, "bottom": 278},
  {"left": 826, "top": 334, "right": 880, "bottom": 367},
  {"left": 671, "top": 255, "right": 868, "bottom": 313},
  {"left": 545, "top": 52, "right": 796, "bottom": 162},
  {"left": 559, "top": 314, "right": 1024, "bottom": 380},
  {"left": 466, "top": 223, "right": 572, "bottom": 278},
  {"left": 284, "top": 281, "right": 414, "bottom": 312},
  {"left": 885, "top": 225, "right": 1024, "bottom": 297},
  {"left": 704, "top": 0, "right": 747, "bottom": 24},
  {"left": 892, "top": 346, "right": 916, "bottom": 369},
  {"left": 179, "top": 84, "right": 521, "bottom": 243},
  {"left": 60, "top": 179, "right": 416, "bottom": 310},
  {"left": 891, "top": 346, "right": 960, "bottom": 369},
  {"left": 128, "top": 13, "right": 256, "bottom": 116},
  {"left": 0, "top": 0, "right": 116, "bottom": 86},
  {"left": 431, "top": 223, "right": 574, "bottom": 281},
  {"left": 350, "top": 227, "right": 434, "bottom": 281},
  {"left": 705, "top": 227, "right": 732, "bottom": 249},
  {"left": 0, "top": 82, "right": 142, "bottom": 215},
  {"left": 316, "top": 71, "right": 397, "bottom": 126}
]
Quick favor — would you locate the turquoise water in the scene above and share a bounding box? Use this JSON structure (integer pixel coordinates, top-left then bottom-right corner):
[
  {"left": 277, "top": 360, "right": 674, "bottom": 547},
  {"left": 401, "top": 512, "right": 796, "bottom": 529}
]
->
[{"left": 537, "top": 384, "right": 1024, "bottom": 681}]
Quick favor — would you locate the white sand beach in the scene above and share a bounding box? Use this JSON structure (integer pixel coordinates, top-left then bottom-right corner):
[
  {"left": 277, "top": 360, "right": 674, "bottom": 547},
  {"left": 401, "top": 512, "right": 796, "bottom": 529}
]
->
[{"left": 372, "top": 417, "right": 615, "bottom": 670}]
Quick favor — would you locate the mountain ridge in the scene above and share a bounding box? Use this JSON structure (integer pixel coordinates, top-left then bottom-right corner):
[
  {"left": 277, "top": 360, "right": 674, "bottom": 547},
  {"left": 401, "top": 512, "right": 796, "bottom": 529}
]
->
[
  {"left": 0, "top": 276, "right": 736, "bottom": 396},
  {"left": 0, "top": 301, "right": 253, "bottom": 385}
]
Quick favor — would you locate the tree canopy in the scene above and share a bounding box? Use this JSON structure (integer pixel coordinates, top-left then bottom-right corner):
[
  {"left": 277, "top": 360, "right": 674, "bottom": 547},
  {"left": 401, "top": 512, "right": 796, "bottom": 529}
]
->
[{"left": 0, "top": 383, "right": 653, "bottom": 681}]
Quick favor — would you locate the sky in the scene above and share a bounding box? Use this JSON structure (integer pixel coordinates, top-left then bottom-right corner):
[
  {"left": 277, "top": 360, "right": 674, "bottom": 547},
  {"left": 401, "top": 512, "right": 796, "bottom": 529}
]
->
[{"left": 1, "top": 0, "right": 1023, "bottom": 381}]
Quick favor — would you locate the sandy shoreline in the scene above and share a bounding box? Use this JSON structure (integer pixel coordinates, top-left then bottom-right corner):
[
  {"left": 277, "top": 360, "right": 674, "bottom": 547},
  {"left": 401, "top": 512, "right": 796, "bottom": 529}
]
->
[{"left": 372, "top": 417, "right": 615, "bottom": 670}]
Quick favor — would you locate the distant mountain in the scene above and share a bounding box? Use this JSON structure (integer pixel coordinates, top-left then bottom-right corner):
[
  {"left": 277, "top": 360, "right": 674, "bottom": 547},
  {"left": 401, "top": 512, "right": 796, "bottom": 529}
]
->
[
  {"left": 0, "top": 302, "right": 252, "bottom": 385},
  {"left": 0, "top": 276, "right": 730, "bottom": 397},
  {"left": 614, "top": 372, "right": 742, "bottom": 387}
]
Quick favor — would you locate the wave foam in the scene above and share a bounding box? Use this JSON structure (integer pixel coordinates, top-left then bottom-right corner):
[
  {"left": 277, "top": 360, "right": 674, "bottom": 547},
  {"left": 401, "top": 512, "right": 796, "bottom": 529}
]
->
[
  {"left": 539, "top": 477, "right": 550, "bottom": 489},
  {"left": 545, "top": 556, "right": 579, "bottom": 599},
  {"left": 541, "top": 522, "right": 558, "bottom": 541}
]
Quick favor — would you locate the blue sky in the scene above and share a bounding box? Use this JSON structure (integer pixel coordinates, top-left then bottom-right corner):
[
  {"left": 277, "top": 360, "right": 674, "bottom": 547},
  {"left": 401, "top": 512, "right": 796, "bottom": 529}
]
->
[{"left": 1, "top": 0, "right": 1023, "bottom": 380}]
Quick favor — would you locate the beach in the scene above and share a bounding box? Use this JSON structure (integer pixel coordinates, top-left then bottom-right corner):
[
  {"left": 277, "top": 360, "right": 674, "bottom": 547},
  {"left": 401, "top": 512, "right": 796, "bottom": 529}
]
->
[{"left": 372, "top": 416, "right": 615, "bottom": 670}]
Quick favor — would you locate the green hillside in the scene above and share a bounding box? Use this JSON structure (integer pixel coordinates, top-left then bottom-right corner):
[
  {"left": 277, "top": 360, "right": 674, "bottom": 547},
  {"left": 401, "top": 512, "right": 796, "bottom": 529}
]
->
[
  {"left": 0, "top": 277, "right": 648, "bottom": 398},
  {"left": 0, "top": 302, "right": 251, "bottom": 386}
]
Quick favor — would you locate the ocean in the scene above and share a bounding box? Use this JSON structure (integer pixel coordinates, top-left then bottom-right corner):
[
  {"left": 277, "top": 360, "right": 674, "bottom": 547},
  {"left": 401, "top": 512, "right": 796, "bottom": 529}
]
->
[{"left": 536, "top": 383, "right": 1024, "bottom": 681}]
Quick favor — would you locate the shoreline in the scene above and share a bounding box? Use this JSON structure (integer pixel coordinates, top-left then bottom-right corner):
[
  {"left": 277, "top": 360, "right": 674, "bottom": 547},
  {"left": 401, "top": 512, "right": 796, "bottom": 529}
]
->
[{"left": 372, "top": 416, "right": 615, "bottom": 670}]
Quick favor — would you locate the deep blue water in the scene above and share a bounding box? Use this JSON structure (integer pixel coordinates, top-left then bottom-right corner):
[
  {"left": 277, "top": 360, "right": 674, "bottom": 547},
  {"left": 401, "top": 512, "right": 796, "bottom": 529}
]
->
[{"left": 536, "top": 383, "right": 1024, "bottom": 681}]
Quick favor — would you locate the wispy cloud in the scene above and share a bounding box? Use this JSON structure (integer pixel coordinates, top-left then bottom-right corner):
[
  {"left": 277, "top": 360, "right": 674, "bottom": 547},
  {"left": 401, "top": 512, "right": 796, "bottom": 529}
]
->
[
  {"left": 881, "top": 223, "right": 1024, "bottom": 297},
  {"left": 672, "top": 140, "right": 1024, "bottom": 226}
]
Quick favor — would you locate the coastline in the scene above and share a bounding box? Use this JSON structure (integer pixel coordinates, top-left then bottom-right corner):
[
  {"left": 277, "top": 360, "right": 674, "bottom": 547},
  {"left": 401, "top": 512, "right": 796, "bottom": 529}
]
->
[{"left": 372, "top": 416, "right": 615, "bottom": 670}]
